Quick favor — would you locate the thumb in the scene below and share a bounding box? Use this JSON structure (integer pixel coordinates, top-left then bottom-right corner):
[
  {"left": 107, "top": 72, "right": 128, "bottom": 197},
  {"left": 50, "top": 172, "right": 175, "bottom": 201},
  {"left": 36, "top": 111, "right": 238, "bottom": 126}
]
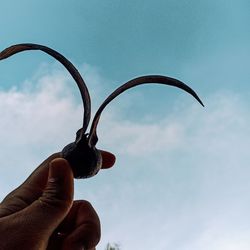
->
[{"left": 25, "top": 158, "right": 74, "bottom": 234}]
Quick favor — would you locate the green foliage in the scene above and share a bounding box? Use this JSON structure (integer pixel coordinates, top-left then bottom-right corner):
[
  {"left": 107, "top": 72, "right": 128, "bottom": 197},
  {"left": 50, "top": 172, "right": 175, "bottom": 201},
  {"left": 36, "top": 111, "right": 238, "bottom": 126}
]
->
[{"left": 105, "top": 243, "right": 120, "bottom": 250}]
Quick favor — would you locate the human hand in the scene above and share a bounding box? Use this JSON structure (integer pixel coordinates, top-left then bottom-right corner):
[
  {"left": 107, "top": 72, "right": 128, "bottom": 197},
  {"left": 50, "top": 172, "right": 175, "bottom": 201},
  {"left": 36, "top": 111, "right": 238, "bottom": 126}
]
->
[{"left": 0, "top": 151, "right": 115, "bottom": 250}]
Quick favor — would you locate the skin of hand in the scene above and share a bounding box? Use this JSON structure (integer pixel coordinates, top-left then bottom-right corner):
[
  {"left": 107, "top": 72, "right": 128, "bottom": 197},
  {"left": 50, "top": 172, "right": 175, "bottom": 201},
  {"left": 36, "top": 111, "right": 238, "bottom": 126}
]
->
[{"left": 0, "top": 150, "right": 115, "bottom": 250}]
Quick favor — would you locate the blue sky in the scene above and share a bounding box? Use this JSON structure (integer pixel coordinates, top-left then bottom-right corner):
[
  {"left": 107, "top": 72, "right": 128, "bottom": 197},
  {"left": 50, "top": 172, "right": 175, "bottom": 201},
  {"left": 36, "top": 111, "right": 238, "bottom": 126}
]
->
[{"left": 1, "top": 1, "right": 250, "bottom": 249}]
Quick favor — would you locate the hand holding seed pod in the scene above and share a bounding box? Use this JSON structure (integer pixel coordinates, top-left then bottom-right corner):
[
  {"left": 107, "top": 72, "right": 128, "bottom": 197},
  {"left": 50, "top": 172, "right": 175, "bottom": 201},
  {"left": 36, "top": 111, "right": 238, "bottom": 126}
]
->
[{"left": 0, "top": 44, "right": 204, "bottom": 179}]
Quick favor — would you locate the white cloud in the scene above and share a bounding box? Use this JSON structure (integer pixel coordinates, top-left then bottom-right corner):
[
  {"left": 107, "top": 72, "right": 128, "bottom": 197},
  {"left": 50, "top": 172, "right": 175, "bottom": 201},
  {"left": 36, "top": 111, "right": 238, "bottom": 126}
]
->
[
  {"left": 85, "top": 90, "right": 250, "bottom": 250},
  {"left": 1, "top": 64, "right": 250, "bottom": 249},
  {"left": 0, "top": 64, "right": 85, "bottom": 188}
]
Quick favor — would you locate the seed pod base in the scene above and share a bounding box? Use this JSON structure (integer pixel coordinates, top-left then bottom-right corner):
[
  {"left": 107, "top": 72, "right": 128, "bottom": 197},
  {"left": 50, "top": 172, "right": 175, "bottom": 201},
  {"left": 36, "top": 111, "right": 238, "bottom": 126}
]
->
[{"left": 62, "top": 134, "right": 102, "bottom": 178}]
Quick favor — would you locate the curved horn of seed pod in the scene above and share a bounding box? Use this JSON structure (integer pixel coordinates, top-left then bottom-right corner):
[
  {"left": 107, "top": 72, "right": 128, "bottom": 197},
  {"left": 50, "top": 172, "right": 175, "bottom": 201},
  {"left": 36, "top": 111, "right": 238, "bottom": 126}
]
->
[
  {"left": 0, "top": 43, "right": 99, "bottom": 179},
  {"left": 0, "top": 46, "right": 204, "bottom": 179},
  {"left": 0, "top": 43, "right": 91, "bottom": 134},
  {"left": 88, "top": 75, "right": 204, "bottom": 147}
]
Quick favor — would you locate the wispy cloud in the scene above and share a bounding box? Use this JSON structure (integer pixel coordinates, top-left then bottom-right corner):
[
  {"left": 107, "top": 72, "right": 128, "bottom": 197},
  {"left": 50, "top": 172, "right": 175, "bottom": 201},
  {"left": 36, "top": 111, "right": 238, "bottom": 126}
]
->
[
  {"left": 1, "top": 64, "right": 250, "bottom": 249},
  {"left": 85, "top": 91, "right": 250, "bottom": 249}
]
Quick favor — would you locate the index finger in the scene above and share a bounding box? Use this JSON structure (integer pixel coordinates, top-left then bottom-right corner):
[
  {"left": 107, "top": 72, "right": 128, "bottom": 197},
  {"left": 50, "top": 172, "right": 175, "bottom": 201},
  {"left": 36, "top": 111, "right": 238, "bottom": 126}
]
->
[{"left": 99, "top": 150, "right": 116, "bottom": 169}]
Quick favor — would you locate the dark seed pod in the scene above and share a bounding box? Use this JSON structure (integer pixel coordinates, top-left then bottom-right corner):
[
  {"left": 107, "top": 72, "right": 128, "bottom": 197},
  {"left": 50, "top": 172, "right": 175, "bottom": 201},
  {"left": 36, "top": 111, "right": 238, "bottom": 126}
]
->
[
  {"left": 61, "top": 131, "right": 102, "bottom": 178},
  {"left": 0, "top": 43, "right": 204, "bottom": 179}
]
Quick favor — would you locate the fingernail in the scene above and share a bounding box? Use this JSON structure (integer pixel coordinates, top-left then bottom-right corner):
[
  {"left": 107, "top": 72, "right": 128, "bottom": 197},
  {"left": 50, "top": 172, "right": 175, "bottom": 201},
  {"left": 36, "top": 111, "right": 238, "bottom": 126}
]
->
[{"left": 49, "top": 158, "right": 69, "bottom": 180}]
